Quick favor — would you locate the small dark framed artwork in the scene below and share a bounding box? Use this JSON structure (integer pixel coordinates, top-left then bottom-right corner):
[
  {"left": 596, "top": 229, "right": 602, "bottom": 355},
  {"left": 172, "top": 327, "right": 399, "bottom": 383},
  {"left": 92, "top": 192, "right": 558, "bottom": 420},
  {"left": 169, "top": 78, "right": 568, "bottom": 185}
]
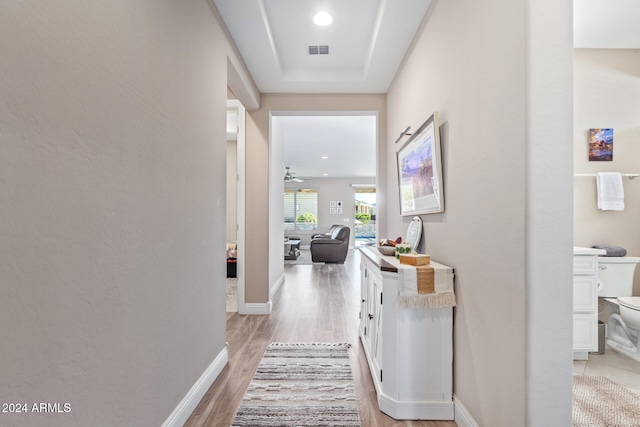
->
[{"left": 588, "top": 128, "right": 613, "bottom": 161}]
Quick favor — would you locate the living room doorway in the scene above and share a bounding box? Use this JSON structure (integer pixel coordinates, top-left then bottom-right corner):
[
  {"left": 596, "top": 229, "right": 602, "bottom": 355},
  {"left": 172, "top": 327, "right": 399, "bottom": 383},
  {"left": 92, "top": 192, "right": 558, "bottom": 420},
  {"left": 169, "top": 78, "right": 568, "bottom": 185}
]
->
[{"left": 271, "top": 112, "right": 377, "bottom": 268}]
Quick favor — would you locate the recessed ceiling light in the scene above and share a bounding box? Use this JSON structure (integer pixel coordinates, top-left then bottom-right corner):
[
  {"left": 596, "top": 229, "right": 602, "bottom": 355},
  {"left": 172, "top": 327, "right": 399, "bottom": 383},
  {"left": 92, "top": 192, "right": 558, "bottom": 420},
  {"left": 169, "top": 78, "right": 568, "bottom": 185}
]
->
[
  {"left": 323, "top": 173, "right": 329, "bottom": 176},
  {"left": 321, "top": 156, "right": 328, "bottom": 159},
  {"left": 313, "top": 11, "right": 333, "bottom": 26}
]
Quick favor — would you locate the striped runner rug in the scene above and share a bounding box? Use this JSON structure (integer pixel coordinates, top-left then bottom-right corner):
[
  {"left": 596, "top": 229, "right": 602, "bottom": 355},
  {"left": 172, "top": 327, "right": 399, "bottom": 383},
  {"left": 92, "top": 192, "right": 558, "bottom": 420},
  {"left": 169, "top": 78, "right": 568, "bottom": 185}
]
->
[{"left": 232, "top": 342, "right": 361, "bottom": 426}]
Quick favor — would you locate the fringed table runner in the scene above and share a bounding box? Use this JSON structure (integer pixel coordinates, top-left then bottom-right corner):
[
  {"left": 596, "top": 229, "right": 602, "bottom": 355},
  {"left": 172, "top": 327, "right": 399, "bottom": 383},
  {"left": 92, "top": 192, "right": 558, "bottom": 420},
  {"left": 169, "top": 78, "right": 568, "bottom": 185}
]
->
[{"left": 387, "top": 256, "right": 456, "bottom": 309}]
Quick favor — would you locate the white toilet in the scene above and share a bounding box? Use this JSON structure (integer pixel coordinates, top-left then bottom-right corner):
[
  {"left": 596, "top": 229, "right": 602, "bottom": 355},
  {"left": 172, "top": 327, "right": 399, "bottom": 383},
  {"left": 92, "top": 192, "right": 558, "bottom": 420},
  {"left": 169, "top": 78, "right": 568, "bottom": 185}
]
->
[{"left": 597, "top": 256, "right": 640, "bottom": 362}]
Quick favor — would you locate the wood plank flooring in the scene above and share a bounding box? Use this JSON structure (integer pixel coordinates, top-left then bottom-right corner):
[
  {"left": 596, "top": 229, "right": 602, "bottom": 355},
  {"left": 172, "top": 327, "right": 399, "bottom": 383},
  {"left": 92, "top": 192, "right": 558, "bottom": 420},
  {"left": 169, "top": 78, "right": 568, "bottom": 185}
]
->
[{"left": 184, "top": 248, "right": 458, "bottom": 427}]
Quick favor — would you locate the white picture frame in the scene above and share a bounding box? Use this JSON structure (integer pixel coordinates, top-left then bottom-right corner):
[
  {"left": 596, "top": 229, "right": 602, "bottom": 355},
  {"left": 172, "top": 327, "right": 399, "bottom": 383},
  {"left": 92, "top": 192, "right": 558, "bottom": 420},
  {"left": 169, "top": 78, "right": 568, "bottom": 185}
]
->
[{"left": 396, "top": 112, "right": 444, "bottom": 215}]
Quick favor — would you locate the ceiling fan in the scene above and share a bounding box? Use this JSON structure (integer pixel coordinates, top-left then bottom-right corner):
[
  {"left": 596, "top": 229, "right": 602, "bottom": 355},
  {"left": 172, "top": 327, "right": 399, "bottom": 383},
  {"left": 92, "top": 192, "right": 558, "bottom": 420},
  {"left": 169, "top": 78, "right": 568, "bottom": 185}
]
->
[{"left": 284, "top": 166, "right": 304, "bottom": 183}]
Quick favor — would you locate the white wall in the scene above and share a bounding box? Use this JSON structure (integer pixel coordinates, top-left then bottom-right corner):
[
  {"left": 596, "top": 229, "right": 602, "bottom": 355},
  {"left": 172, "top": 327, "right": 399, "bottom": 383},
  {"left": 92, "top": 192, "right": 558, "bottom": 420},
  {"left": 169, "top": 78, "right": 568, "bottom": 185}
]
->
[
  {"left": 386, "top": 0, "right": 573, "bottom": 425},
  {"left": 269, "top": 113, "right": 285, "bottom": 295},
  {"left": 574, "top": 49, "right": 640, "bottom": 295},
  {"left": 0, "top": 1, "right": 258, "bottom": 426},
  {"left": 227, "top": 139, "right": 238, "bottom": 242}
]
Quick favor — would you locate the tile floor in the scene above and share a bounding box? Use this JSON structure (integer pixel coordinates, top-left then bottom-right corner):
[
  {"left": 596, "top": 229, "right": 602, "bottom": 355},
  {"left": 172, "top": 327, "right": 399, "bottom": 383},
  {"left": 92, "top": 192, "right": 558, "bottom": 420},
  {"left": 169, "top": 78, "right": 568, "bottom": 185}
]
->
[{"left": 573, "top": 344, "right": 640, "bottom": 396}]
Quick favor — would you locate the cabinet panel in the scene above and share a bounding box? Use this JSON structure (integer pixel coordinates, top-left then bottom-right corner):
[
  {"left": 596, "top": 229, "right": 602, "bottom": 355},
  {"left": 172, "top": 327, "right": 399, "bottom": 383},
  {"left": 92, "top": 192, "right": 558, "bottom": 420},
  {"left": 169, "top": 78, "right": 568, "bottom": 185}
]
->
[
  {"left": 573, "top": 276, "right": 597, "bottom": 313},
  {"left": 572, "top": 253, "right": 599, "bottom": 357},
  {"left": 573, "top": 313, "right": 598, "bottom": 351},
  {"left": 574, "top": 256, "right": 597, "bottom": 275},
  {"left": 359, "top": 248, "right": 454, "bottom": 420},
  {"left": 359, "top": 263, "right": 369, "bottom": 339},
  {"left": 370, "top": 273, "right": 383, "bottom": 377}
]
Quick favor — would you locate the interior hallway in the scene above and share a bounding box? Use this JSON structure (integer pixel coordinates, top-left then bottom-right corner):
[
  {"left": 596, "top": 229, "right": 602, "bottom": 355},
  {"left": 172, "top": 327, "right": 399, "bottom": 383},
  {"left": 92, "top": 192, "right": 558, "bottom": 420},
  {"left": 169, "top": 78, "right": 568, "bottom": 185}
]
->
[{"left": 186, "top": 249, "right": 457, "bottom": 426}]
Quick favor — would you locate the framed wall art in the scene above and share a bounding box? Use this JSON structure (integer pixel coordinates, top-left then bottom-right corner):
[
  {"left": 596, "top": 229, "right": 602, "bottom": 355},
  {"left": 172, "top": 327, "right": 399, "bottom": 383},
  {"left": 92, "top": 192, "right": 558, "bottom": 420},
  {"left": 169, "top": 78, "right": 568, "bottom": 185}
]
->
[
  {"left": 396, "top": 112, "right": 444, "bottom": 216},
  {"left": 588, "top": 128, "right": 613, "bottom": 161}
]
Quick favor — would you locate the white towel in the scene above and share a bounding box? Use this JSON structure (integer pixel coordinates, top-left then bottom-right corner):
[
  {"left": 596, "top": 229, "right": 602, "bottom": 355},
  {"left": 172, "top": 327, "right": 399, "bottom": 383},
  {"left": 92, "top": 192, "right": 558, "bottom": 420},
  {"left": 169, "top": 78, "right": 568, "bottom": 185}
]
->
[{"left": 596, "top": 172, "right": 624, "bottom": 211}]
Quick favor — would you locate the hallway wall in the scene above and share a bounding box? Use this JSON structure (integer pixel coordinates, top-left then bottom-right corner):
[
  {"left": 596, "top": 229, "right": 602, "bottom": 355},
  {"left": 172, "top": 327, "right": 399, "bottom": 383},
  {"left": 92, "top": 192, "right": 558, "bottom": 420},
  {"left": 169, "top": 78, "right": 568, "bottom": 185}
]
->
[
  {"left": 0, "top": 1, "right": 257, "bottom": 426},
  {"left": 385, "top": 0, "right": 573, "bottom": 425}
]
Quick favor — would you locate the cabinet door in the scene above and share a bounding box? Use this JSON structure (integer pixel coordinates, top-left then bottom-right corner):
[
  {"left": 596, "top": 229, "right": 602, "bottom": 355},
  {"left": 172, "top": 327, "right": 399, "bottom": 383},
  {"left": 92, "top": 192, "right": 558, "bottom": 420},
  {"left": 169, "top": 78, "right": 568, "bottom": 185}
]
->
[
  {"left": 573, "top": 313, "right": 598, "bottom": 351},
  {"left": 573, "top": 276, "right": 597, "bottom": 313},
  {"left": 360, "top": 262, "right": 370, "bottom": 338},
  {"left": 369, "top": 271, "right": 383, "bottom": 379}
]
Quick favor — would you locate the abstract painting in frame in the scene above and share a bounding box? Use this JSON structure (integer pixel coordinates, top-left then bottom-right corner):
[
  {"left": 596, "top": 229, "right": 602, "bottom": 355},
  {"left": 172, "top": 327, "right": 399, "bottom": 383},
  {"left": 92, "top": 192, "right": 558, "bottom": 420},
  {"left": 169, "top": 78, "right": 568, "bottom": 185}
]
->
[
  {"left": 588, "top": 128, "right": 613, "bottom": 161},
  {"left": 396, "top": 112, "right": 444, "bottom": 216}
]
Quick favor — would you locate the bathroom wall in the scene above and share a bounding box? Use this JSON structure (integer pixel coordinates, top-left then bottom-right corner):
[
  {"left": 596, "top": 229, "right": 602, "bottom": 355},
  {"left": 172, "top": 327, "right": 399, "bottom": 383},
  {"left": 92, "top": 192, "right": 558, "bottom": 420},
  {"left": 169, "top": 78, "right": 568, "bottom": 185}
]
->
[{"left": 574, "top": 49, "right": 640, "bottom": 295}]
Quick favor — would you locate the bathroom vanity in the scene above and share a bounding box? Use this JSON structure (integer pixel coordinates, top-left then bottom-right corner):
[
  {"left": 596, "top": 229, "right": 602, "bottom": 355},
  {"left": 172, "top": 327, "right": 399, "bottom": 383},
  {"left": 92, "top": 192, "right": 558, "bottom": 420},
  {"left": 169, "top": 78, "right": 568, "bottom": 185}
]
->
[
  {"left": 359, "top": 247, "right": 454, "bottom": 420},
  {"left": 573, "top": 246, "right": 606, "bottom": 360}
]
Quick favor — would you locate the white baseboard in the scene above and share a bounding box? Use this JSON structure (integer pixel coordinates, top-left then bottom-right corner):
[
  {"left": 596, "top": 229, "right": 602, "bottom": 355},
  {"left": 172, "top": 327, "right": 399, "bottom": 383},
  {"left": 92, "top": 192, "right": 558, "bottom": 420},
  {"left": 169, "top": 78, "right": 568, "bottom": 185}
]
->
[
  {"left": 271, "top": 274, "right": 285, "bottom": 298},
  {"left": 240, "top": 301, "right": 272, "bottom": 315},
  {"left": 454, "top": 395, "right": 480, "bottom": 427},
  {"left": 162, "top": 343, "right": 229, "bottom": 427}
]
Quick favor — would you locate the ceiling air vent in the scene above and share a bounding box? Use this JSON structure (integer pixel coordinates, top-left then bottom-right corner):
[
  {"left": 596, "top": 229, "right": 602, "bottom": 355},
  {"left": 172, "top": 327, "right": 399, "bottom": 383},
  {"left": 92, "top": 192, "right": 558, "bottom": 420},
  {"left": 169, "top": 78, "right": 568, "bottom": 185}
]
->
[{"left": 308, "top": 45, "right": 329, "bottom": 55}]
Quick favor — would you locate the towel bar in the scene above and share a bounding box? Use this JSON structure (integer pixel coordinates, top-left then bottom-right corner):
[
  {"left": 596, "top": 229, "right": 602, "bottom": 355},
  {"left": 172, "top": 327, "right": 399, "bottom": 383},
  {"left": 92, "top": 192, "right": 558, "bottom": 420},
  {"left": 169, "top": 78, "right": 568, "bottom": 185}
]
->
[{"left": 574, "top": 173, "right": 639, "bottom": 180}]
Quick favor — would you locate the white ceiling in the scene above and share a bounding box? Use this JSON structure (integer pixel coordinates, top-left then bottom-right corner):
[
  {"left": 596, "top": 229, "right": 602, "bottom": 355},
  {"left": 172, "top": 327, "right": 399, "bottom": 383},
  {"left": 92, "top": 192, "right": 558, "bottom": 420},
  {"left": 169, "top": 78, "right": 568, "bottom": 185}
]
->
[
  {"left": 221, "top": 0, "right": 640, "bottom": 179},
  {"left": 274, "top": 115, "right": 377, "bottom": 179},
  {"left": 574, "top": 0, "right": 640, "bottom": 49},
  {"left": 214, "top": 0, "right": 432, "bottom": 94}
]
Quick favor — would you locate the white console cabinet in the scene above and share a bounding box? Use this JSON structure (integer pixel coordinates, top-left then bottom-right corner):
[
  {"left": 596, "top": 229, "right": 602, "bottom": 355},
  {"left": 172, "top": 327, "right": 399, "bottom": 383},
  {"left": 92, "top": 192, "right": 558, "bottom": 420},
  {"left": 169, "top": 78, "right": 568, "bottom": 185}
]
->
[
  {"left": 359, "top": 247, "right": 454, "bottom": 420},
  {"left": 573, "top": 247, "right": 605, "bottom": 360}
]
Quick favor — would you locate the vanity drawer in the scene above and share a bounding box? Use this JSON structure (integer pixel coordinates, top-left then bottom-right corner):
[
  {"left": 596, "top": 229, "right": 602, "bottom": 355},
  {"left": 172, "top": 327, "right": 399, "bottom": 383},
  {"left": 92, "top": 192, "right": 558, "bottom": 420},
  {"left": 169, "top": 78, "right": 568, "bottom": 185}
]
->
[{"left": 573, "top": 256, "right": 597, "bottom": 275}]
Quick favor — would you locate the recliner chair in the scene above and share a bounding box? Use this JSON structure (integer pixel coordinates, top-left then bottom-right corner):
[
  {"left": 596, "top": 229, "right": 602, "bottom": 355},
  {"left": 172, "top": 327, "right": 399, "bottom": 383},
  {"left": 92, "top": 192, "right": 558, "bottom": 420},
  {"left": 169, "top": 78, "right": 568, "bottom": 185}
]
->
[
  {"left": 310, "top": 225, "right": 350, "bottom": 263},
  {"left": 311, "top": 224, "right": 341, "bottom": 240}
]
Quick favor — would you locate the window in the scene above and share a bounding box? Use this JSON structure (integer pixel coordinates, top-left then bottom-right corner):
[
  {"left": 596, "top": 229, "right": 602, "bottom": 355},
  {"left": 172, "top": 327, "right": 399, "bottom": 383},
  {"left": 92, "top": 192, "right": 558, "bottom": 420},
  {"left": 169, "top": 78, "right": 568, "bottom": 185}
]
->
[{"left": 284, "top": 188, "right": 318, "bottom": 231}]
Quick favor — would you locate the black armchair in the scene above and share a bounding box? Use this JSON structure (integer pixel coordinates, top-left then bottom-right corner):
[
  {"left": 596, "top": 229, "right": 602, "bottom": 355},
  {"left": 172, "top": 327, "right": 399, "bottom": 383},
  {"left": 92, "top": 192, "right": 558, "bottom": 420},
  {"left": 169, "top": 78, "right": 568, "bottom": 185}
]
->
[{"left": 310, "top": 225, "right": 350, "bottom": 264}]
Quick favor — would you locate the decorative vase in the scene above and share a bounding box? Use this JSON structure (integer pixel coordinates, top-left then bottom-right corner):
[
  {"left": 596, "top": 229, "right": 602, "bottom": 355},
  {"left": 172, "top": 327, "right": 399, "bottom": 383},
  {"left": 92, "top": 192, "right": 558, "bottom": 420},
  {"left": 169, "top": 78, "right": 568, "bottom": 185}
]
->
[{"left": 395, "top": 244, "right": 411, "bottom": 259}]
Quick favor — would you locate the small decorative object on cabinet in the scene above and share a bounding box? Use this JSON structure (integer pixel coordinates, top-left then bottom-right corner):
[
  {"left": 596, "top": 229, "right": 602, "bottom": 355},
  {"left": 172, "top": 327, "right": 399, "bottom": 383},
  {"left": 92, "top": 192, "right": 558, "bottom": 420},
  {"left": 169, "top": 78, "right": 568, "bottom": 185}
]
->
[
  {"left": 359, "top": 247, "right": 454, "bottom": 420},
  {"left": 573, "top": 247, "right": 606, "bottom": 360}
]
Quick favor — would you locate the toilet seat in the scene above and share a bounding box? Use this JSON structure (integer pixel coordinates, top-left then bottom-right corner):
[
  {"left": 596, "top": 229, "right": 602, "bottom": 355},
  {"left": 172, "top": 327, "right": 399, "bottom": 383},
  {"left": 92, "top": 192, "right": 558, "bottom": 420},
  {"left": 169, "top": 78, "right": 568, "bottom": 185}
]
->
[{"left": 618, "top": 296, "right": 640, "bottom": 311}]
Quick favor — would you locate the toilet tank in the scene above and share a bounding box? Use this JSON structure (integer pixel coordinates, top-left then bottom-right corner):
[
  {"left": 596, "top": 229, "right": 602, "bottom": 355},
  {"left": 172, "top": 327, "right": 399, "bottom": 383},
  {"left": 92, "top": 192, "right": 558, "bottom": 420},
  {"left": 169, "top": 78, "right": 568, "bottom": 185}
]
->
[{"left": 597, "top": 256, "right": 640, "bottom": 297}]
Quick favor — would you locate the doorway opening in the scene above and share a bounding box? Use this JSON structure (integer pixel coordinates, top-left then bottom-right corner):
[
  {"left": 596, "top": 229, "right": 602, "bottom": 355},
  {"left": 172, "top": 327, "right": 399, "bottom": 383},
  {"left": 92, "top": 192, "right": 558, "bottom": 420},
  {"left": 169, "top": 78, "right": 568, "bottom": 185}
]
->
[
  {"left": 354, "top": 187, "right": 376, "bottom": 247},
  {"left": 226, "top": 97, "right": 246, "bottom": 313},
  {"left": 271, "top": 112, "right": 377, "bottom": 269}
]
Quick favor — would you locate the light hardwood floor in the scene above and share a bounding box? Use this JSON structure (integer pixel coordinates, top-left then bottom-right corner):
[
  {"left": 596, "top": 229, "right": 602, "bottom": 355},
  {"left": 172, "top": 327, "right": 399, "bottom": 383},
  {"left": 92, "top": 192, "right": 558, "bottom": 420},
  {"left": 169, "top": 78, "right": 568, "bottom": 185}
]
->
[{"left": 185, "top": 248, "right": 457, "bottom": 427}]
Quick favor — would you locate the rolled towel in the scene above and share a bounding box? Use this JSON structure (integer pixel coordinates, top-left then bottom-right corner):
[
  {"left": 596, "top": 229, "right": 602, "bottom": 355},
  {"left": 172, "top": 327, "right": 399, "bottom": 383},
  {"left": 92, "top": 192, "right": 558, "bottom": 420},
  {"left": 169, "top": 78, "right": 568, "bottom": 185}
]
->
[{"left": 592, "top": 245, "right": 627, "bottom": 257}]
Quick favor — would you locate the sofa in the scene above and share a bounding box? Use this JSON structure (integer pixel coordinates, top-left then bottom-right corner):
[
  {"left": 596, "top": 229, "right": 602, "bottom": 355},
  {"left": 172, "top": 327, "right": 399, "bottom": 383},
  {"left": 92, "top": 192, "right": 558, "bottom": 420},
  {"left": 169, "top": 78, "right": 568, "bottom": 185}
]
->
[{"left": 310, "top": 225, "right": 350, "bottom": 264}]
